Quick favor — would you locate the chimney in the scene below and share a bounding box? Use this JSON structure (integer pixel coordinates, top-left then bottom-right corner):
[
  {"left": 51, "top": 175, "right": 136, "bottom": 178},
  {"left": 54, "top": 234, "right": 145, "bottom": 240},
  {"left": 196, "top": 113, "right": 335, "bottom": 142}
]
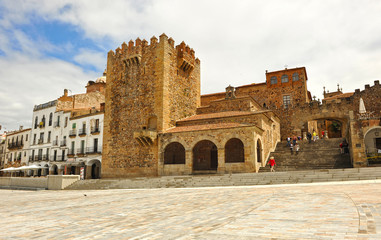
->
[{"left": 64, "top": 89, "right": 68, "bottom": 97}]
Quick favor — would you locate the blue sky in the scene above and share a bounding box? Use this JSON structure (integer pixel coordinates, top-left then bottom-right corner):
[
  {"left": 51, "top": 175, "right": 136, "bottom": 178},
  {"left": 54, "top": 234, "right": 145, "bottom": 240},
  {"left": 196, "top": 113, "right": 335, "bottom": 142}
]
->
[{"left": 1, "top": 0, "right": 381, "bottom": 133}]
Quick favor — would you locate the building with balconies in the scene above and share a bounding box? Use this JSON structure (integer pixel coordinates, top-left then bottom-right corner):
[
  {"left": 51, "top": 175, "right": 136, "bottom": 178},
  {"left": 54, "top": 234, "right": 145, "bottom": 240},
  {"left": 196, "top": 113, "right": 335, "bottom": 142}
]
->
[
  {"left": 64, "top": 108, "right": 104, "bottom": 179},
  {"left": 3, "top": 127, "right": 31, "bottom": 170}
]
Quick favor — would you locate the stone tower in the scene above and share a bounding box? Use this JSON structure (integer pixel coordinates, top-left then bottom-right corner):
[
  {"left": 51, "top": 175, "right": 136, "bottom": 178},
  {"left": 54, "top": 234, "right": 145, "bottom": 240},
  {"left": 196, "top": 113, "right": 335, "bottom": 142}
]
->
[{"left": 102, "top": 34, "right": 201, "bottom": 178}]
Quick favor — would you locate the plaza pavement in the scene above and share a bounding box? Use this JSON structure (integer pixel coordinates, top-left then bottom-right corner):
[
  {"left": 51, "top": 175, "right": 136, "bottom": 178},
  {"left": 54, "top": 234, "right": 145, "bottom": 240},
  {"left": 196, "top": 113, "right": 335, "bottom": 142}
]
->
[{"left": 1, "top": 180, "right": 381, "bottom": 239}]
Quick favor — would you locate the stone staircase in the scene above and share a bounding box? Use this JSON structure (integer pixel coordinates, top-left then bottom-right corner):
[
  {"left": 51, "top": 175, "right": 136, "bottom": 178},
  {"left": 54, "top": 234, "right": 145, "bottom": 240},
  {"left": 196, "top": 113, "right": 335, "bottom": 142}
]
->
[
  {"left": 260, "top": 138, "right": 352, "bottom": 172},
  {"left": 65, "top": 167, "right": 381, "bottom": 190}
]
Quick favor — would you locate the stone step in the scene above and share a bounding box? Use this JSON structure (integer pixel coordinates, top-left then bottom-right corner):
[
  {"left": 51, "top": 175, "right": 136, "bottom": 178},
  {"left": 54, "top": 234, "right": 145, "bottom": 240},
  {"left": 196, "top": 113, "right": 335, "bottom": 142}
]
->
[{"left": 65, "top": 167, "right": 381, "bottom": 190}]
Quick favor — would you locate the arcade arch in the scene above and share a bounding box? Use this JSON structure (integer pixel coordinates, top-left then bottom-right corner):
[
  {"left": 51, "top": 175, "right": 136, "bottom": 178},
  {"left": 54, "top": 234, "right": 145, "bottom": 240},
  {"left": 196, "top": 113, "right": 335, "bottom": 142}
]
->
[{"left": 193, "top": 140, "right": 218, "bottom": 171}]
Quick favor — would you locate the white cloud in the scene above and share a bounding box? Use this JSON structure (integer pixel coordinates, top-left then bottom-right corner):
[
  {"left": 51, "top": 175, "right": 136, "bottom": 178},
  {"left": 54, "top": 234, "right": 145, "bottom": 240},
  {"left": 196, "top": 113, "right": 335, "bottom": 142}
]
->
[
  {"left": 73, "top": 49, "right": 106, "bottom": 70},
  {"left": 0, "top": 54, "right": 98, "bottom": 131}
]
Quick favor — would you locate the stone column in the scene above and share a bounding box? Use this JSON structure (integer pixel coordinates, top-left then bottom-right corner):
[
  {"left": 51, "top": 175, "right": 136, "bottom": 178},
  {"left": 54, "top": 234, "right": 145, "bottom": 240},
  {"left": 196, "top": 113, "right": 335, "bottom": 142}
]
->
[
  {"left": 85, "top": 165, "right": 92, "bottom": 179},
  {"left": 217, "top": 148, "right": 225, "bottom": 174},
  {"left": 184, "top": 150, "right": 192, "bottom": 174}
]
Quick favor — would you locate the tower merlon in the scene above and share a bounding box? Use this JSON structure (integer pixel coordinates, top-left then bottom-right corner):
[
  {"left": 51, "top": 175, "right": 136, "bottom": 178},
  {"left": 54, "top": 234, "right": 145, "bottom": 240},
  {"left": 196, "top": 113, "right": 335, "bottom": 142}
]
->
[{"left": 150, "top": 36, "right": 158, "bottom": 45}]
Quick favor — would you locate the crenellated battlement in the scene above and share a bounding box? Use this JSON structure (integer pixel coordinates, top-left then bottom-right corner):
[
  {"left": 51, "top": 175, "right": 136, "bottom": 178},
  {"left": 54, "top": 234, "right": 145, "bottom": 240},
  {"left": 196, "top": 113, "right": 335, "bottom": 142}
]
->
[{"left": 108, "top": 34, "right": 199, "bottom": 66}]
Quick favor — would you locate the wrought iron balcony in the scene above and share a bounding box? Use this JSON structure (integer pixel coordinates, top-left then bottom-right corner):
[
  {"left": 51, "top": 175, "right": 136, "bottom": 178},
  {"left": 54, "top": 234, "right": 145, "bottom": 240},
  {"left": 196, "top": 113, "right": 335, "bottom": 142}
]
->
[
  {"left": 78, "top": 128, "right": 86, "bottom": 136},
  {"left": 86, "top": 146, "right": 102, "bottom": 154},
  {"left": 91, "top": 126, "right": 100, "bottom": 134},
  {"left": 69, "top": 130, "right": 77, "bottom": 137}
]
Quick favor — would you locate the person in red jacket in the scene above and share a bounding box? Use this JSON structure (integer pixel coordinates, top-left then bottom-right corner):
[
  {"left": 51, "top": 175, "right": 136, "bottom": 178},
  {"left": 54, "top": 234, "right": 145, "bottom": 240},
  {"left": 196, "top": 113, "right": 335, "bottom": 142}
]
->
[{"left": 268, "top": 156, "right": 276, "bottom": 172}]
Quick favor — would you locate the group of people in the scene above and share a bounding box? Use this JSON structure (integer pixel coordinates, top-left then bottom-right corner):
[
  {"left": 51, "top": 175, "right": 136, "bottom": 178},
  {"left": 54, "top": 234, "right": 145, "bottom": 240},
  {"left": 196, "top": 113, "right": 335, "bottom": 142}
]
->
[
  {"left": 286, "top": 136, "right": 300, "bottom": 155},
  {"left": 306, "top": 130, "right": 325, "bottom": 143}
]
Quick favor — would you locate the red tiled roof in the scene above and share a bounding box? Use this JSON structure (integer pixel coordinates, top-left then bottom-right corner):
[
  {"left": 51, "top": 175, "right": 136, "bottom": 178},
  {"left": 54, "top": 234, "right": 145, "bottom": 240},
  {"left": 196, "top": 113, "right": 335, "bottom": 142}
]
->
[
  {"left": 324, "top": 92, "right": 354, "bottom": 101},
  {"left": 166, "top": 122, "right": 249, "bottom": 133},
  {"left": 178, "top": 111, "right": 260, "bottom": 122}
]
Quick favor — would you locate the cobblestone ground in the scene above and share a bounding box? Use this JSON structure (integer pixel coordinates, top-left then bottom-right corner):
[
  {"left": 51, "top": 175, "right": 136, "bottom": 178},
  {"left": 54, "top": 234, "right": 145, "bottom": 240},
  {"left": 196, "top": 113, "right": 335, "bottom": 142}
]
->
[{"left": 1, "top": 181, "right": 381, "bottom": 239}]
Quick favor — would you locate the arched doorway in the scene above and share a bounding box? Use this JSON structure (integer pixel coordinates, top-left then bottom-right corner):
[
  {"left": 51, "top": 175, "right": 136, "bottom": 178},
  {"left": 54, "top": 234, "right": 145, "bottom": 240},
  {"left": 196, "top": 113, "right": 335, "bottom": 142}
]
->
[
  {"left": 164, "top": 142, "right": 185, "bottom": 164},
  {"left": 44, "top": 164, "right": 49, "bottom": 176},
  {"left": 52, "top": 165, "right": 58, "bottom": 175},
  {"left": 225, "top": 138, "right": 244, "bottom": 163},
  {"left": 257, "top": 139, "right": 262, "bottom": 163},
  {"left": 364, "top": 127, "right": 381, "bottom": 164},
  {"left": 326, "top": 120, "right": 342, "bottom": 138},
  {"left": 88, "top": 160, "right": 101, "bottom": 179},
  {"left": 193, "top": 140, "right": 218, "bottom": 171}
]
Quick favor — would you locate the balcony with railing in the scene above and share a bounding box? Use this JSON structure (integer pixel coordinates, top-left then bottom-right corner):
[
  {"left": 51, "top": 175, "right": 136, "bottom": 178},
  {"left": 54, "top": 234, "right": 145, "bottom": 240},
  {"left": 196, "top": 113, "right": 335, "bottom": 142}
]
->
[
  {"left": 86, "top": 146, "right": 102, "bottom": 154},
  {"left": 38, "top": 139, "right": 44, "bottom": 144},
  {"left": 91, "top": 126, "right": 100, "bottom": 134},
  {"left": 56, "top": 155, "right": 67, "bottom": 161},
  {"left": 7, "top": 141, "right": 24, "bottom": 150},
  {"left": 78, "top": 128, "right": 86, "bottom": 136},
  {"left": 29, "top": 156, "right": 34, "bottom": 162},
  {"left": 36, "top": 155, "right": 43, "bottom": 161},
  {"left": 52, "top": 140, "right": 58, "bottom": 146},
  {"left": 54, "top": 121, "right": 60, "bottom": 128},
  {"left": 69, "top": 130, "right": 77, "bottom": 138},
  {"left": 60, "top": 140, "right": 67, "bottom": 147},
  {"left": 77, "top": 148, "right": 86, "bottom": 156},
  {"left": 67, "top": 148, "right": 75, "bottom": 157},
  {"left": 42, "top": 154, "right": 49, "bottom": 161}
]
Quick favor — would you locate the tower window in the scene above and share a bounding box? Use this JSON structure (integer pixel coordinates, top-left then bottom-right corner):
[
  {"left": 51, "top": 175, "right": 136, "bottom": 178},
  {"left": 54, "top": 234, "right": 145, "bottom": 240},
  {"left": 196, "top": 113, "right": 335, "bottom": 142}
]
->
[
  {"left": 292, "top": 73, "right": 299, "bottom": 81},
  {"left": 283, "top": 95, "right": 292, "bottom": 109},
  {"left": 270, "top": 76, "right": 277, "bottom": 85},
  {"left": 281, "top": 74, "right": 289, "bottom": 83}
]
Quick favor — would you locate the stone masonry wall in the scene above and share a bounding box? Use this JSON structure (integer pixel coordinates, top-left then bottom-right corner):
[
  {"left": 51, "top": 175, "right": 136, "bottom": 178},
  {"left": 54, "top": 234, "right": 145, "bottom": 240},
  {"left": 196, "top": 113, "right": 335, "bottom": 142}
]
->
[{"left": 102, "top": 35, "right": 200, "bottom": 178}]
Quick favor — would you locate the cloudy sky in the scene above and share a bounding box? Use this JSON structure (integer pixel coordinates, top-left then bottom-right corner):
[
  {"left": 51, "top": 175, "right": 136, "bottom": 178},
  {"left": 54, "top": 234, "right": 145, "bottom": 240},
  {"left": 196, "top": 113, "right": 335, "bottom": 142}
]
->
[{"left": 1, "top": 0, "right": 381, "bottom": 133}]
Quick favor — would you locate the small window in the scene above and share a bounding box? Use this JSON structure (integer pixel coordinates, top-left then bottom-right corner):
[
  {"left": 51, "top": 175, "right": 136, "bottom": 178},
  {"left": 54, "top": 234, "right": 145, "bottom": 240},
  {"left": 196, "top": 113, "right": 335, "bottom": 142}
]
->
[
  {"left": 49, "top": 113, "right": 53, "bottom": 126},
  {"left": 283, "top": 95, "right": 292, "bottom": 109},
  {"left": 65, "top": 117, "right": 68, "bottom": 127},
  {"left": 72, "top": 123, "right": 76, "bottom": 129},
  {"left": 281, "top": 74, "right": 289, "bottom": 83},
  {"left": 270, "top": 76, "right": 277, "bottom": 85},
  {"left": 292, "top": 73, "right": 299, "bottom": 81}
]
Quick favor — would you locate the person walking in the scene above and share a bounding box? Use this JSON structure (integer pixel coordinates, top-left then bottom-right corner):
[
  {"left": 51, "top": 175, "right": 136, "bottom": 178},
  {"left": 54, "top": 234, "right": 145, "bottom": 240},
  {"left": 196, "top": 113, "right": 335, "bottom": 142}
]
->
[
  {"left": 268, "top": 156, "right": 276, "bottom": 172},
  {"left": 307, "top": 132, "right": 312, "bottom": 144},
  {"left": 295, "top": 143, "right": 300, "bottom": 155},
  {"left": 290, "top": 143, "right": 294, "bottom": 155},
  {"left": 313, "top": 131, "right": 317, "bottom": 142}
]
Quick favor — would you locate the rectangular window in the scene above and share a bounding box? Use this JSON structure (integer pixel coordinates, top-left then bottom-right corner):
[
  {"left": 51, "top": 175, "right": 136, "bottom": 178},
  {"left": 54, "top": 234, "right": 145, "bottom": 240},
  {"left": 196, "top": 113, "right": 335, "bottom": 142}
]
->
[
  {"left": 65, "top": 117, "right": 68, "bottom": 127},
  {"left": 81, "top": 140, "right": 85, "bottom": 154},
  {"left": 270, "top": 76, "right": 277, "bottom": 85},
  {"left": 26, "top": 134, "right": 28, "bottom": 141},
  {"left": 47, "top": 131, "right": 51, "bottom": 142},
  {"left": 72, "top": 123, "right": 76, "bottom": 129},
  {"left": 283, "top": 95, "right": 292, "bottom": 109},
  {"left": 94, "top": 138, "right": 98, "bottom": 152},
  {"left": 71, "top": 141, "right": 75, "bottom": 155},
  {"left": 33, "top": 134, "right": 36, "bottom": 145}
]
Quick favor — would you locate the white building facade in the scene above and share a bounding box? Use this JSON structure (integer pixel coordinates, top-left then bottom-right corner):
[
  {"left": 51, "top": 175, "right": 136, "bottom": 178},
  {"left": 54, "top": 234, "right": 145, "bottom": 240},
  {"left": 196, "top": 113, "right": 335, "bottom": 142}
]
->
[
  {"left": 3, "top": 128, "right": 31, "bottom": 175},
  {"left": 64, "top": 111, "right": 103, "bottom": 179}
]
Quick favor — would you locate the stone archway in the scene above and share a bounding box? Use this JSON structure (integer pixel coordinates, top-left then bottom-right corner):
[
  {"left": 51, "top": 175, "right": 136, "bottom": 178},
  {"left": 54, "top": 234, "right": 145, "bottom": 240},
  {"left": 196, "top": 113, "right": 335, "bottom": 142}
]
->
[
  {"left": 164, "top": 142, "right": 185, "bottom": 164},
  {"left": 225, "top": 138, "right": 244, "bottom": 163},
  {"left": 364, "top": 127, "right": 381, "bottom": 164},
  {"left": 51, "top": 165, "right": 58, "bottom": 175},
  {"left": 193, "top": 140, "right": 218, "bottom": 171},
  {"left": 87, "top": 159, "right": 101, "bottom": 179},
  {"left": 305, "top": 117, "right": 348, "bottom": 139},
  {"left": 43, "top": 164, "right": 49, "bottom": 176}
]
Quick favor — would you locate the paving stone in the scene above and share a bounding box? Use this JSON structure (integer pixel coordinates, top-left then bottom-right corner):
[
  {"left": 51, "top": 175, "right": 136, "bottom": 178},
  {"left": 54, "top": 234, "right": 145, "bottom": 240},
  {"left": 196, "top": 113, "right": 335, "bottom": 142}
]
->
[{"left": 1, "top": 181, "right": 381, "bottom": 239}]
